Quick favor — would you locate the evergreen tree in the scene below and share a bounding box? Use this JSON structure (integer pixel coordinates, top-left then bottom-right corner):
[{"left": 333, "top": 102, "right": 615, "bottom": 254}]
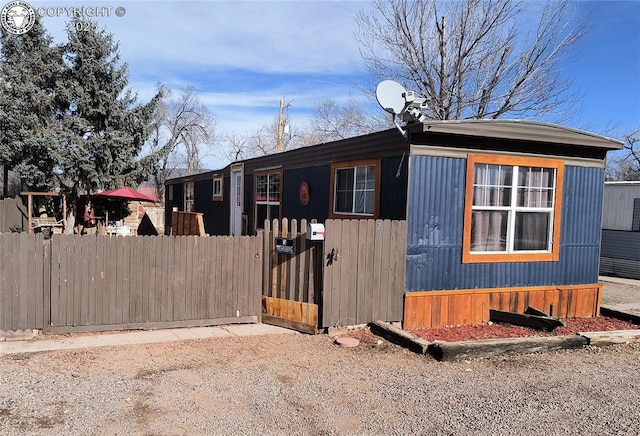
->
[
  {"left": 55, "top": 18, "right": 159, "bottom": 199},
  {"left": 0, "top": 18, "right": 62, "bottom": 197}
]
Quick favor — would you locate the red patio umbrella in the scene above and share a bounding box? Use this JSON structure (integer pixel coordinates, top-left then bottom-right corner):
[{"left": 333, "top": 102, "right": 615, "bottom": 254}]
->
[{"left": 92, "top": 187, "right": 158, "bottom": 203}]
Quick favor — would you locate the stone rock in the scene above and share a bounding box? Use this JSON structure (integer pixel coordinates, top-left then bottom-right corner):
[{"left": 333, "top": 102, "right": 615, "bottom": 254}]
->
[{"left": 335, "top": 337, "right": 360, "bottom": 348}]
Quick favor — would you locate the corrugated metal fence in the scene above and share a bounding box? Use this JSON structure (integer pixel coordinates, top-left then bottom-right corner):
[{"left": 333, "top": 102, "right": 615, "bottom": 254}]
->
[{"left": 1, "top": 233, "right": 262, "bottom": 333}]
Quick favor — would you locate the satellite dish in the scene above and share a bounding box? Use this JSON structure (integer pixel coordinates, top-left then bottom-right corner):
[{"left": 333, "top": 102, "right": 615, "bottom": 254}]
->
[{"left": 375, "top": 80, "right": 408, "bottom": 115}]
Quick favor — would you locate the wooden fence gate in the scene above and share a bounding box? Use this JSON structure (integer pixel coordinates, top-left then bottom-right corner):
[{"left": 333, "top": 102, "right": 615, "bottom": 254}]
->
[
  {"left": 261, "top": 218, "right": 322, "bottom": 334},
  {"left": 322, "top": 219, "right": 407, "bottom": 328},
  {"left": 261, "top": 218, "right": 407, "bottom": 334}
]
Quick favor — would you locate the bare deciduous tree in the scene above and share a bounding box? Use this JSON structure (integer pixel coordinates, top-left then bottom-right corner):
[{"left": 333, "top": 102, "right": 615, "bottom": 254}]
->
[
  {"left": 148, "top": 85, "right": 217, "bottom": 203},
  {"left": 309, "top": 98, "right": 391, "bottom": 143},
  {"left": 223, "top": 116, "right": 307, "bottom": 161},
  {"left": 606, "top": 128, "right": 640, "bottom": 181},
  {"left": 356, "top": 0, "right": 586, "bottom": 121},
  {"left": 222, "top": 97, "right": 391, "bottom": 162}
]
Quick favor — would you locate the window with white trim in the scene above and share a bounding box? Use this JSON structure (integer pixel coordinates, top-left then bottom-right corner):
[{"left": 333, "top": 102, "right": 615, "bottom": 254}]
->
[
  {"left": 471, "top": 164, "right": 556, "bottom": 252},
  {"left": 184, "top": 181, "right": 194, "bottom": 212},
  {"left": 255, "top": 171, "right": 281, "bottom": 230},
  {"left": 463, "top": 154, "right": 564, "bottom": 263},
  {"left": 212, "top": 174, "right": 223, "bottom": 201},
  {"left": 329, "top": 159, "right": 381, "bottom": 218}
]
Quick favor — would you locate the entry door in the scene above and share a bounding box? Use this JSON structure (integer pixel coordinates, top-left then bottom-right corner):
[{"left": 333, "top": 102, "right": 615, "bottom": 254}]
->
[{"left": 231, "top": 168, "right": 243, "bottom": 235}]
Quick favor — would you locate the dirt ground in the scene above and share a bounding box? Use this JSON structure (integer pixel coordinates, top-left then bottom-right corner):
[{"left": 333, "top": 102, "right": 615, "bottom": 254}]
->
[
  {"left": 600, "top": 277, "right": 640, "bottom": 306},
  {"left": 1, "top": 278, "right": 639, "bottom": 435}
]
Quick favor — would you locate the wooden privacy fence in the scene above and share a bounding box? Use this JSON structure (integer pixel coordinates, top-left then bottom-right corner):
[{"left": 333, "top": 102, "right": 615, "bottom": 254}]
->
[
  {"left": 2, "top": 219, "right": 409, "bottom": 334},
  {"left": 1, "top": 233, "right": 262, "bottom": 333}
]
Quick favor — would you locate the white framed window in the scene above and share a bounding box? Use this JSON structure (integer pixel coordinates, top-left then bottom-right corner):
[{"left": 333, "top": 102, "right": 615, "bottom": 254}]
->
[
  {"left": 254, "top": 170, "right": 281, "bottom": 230},
  {"left": 463, "top": 154, "right": 564, "bottom": 263},
  {"left": 184, "top": 181, "right": 194, "bottom": 212},
  {"left": 212, "top": 174, "right": 223, "bottom": 201},
  {"left": 329, "top": 158, "right": 381, "bottom": 219}
]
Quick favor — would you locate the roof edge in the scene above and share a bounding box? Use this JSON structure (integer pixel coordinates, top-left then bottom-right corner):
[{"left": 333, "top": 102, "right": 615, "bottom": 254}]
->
[{"left": 408, "top": 119, "right": 624, "bottom": 150}]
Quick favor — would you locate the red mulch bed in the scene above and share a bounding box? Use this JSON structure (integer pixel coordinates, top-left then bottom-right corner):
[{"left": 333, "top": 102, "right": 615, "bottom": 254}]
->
[{"left": 409, "top": 317, "right": 638, "bottom": 342}]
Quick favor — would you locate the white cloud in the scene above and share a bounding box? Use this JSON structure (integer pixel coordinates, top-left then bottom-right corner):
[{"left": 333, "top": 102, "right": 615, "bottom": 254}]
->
[
  {"left": 33, "top": 1, "right": 372, "bottom": 75},
  {"left": 30, "top": 0, "right": 378, "bottom": 139}
]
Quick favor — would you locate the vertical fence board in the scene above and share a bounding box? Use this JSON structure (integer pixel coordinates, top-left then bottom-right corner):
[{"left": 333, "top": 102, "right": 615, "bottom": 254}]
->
[
  {"left": 86, "top": 237, "right": 95, "bottom": 326},
  {"left": 160, "top": 236, "right": 175, "bottom": 321},
  {"left": 231, "top": 236, "right": 239, "bottom": 316},
  {"left": 26, "top": 234, "right": 38, "bottom": 328},
  {"left": 239, "top": 236, "right": 248, "bottom": 316},
  {"left": 140, "top": 236, "right": 149, "bottom": 322},
  {"left": 150, "top": 236, "right": 159, "bottom": 322},
  {"left": 94, "top": 236, "right": 103, "bottom": 325},
  {"left": 355, "top": 221, "right": 368, "bottom": 325},
  {"left": 50, "top": 235, "right": 59, "bottom": 327},
  {"left": 211, "top": 236, "right": 219, "bottom": 319},
  {"left": 0, "top": 235, "right": 7, "bottom": 328},
  {"left": 17, "top": 234, "right": 29, "bottom": 329},
  {"left": 223, "top": 236, "right": 233, "bottom": 316},
  {"left": 42, "top": 238, "right": 51, "bottom": 331},
  {"left": 160, "top": 236, "right": 169, "bottom": 322},
  {"left": 379, "top": 220, "right": 392, "bottom": 322},
  {"left": 271, "top": 219, "right": 279, "bottom": 297},
  {"left": 261, "top": 225, "right": 270, "bottom": 297},
  {"left": 72, "top": 236, "right": 82, "bottom": 326},
  {"left": 76, "top": 236, "right": 86, "bottom": 325},
  {"left": 365, "top": 220, "right": 377, "bottom": 324},
  {"left": 339, "top": 220, "right": 355, "bottom": 325},
  {"left": 280, "top": 218, "right": 288, "bottom": 300},
  {"left": 167, "top": 235, "right": 178, "bottom": 322},
  {"left": 298, "top": 219, "right": 307, "bottom": 302},
  {"left": 198, "top": 236, "right": 207, "bottom": 319},
  {"left": 287, "top": 219, "right": 297, "bottom": 301},
  {"left": 194, "top": 236, "right": 202, "bottom": 319},
  {"left": 114, "top": 236, "right": 125, "bottom": 324}
]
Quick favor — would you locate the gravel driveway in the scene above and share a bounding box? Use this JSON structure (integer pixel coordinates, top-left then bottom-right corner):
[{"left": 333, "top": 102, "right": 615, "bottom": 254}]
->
[
  {"left": 2, "top": 332, "right": 640, "bottom": 435},
  {"left": 1, "top": 278, "right": 639, "bottom": 435}
]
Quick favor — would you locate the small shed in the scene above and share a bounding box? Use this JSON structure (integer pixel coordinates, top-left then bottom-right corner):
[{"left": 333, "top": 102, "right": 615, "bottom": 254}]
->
[{"left": 166, "top": 120, "right": 622, "bottom": 328}]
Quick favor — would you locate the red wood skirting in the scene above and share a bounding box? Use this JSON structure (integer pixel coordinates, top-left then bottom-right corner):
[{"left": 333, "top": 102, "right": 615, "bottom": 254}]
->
[{"left": 403, "top": 284, "right": 602, "bottom": 330}]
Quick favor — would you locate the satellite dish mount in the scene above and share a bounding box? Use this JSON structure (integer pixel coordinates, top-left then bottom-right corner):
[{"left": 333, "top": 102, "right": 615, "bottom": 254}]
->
[{"left": 375, "top": 80, "right": 428, "bottom": 137}]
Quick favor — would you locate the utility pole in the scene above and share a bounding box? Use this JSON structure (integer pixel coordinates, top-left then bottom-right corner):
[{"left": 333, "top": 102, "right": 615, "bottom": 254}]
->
[{"left": 276, "top": 98, "right": 284, "bottom": 153}]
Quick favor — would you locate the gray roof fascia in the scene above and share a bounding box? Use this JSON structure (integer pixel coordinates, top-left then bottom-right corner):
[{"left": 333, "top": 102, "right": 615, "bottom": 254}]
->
[{"left": 407, "top": 120, "right": 623, "bottom": 150}]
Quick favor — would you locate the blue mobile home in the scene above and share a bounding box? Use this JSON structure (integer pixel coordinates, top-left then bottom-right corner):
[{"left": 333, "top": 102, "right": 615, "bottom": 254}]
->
[{"left": 166, "top": 120, "right": 622, "bottom": 328}]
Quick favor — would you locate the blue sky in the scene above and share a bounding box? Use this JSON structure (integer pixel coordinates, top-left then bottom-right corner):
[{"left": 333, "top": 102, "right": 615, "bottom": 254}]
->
[{"left": 24, "top": 0, "right": 640, "bottom": 169}]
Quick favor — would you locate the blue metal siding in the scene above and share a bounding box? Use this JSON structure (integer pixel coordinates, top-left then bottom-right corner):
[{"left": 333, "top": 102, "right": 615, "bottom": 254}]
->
[
  {"left": 406, "top": 156, "right": 604, "bottom": 291},
  {"left": 379, "top": 156, "right": 409, "bottom": 220}
]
